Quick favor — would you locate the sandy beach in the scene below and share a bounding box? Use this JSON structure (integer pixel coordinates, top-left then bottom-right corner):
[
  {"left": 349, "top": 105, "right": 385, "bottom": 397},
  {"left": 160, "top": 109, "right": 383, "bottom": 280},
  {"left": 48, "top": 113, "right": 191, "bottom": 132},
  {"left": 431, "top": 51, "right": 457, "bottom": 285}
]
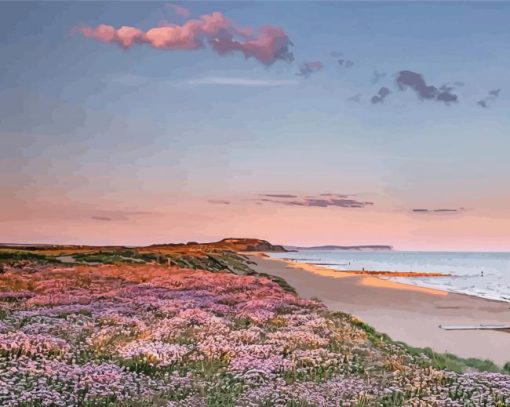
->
[{"left": 247, "top": 253, "right": 510, "bottom": 366}]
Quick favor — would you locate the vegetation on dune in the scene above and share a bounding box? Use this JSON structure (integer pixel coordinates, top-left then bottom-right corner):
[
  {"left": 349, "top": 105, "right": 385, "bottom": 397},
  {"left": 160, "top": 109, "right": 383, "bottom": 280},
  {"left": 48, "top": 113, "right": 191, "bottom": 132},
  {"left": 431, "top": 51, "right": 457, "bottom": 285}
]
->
[
  {"left": 0, "top": 241, "right": 261, "bottom": 276},
  {"left": 0, "top": 249, "right": 57, "bottom": 262},
  {"left": 0, "top": 241, "right": 509, "bottom": 406},
  {"left": 344, "top": 312, "right": 508, "bottom": 375},
  {"left": 0, "top": 242, "right": 293, "bottom": 301}
]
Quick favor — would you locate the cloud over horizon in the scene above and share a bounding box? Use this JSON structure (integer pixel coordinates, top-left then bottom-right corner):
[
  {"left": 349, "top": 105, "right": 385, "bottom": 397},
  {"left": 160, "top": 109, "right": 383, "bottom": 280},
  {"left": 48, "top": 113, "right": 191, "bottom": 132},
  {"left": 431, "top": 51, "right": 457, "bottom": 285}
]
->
[
  {"left": 261, "top": 194, "right": 299, "bottom": 198},
  {"left": 411, "top": 207, "right": 466, "bottom": 215},
  {"left": 208, "top": 199, "right": 231, "bottom": 205},
  {"left": 77, "top": 12, "right": 294, "bottom": 66},
  {"left": 89, "top": 210, "right": 154, "bottom": 222},
  {"left": 91, "top": 216, "right": 112, "bottom": 222},
  {"left": 256, "top": 193, "right": 373, "bottom": 208}
]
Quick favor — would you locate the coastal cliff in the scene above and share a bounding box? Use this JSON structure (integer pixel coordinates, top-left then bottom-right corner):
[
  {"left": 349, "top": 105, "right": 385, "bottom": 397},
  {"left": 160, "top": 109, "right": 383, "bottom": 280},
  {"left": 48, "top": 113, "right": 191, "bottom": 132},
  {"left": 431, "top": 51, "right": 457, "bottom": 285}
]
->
[{"left": 288, "top": 245, "right": 393, "bottom": 251}]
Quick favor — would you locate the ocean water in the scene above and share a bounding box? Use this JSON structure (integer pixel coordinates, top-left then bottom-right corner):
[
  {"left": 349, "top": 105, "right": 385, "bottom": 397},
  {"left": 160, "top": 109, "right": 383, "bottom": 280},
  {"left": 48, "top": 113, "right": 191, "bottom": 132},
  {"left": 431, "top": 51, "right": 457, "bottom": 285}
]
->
[{"left": 268, "top": 250, "right": 510, "bottom": 302}]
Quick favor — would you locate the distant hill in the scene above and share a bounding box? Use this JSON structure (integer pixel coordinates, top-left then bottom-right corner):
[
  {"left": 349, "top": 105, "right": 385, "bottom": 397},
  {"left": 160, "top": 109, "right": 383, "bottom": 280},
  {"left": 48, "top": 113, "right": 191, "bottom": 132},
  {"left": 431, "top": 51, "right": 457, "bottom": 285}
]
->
[
  {"left": 149, "top": 238, "right": 288, "bottom": 253},
  {"left": 287, "top": 245, "right": 393, "bottom": 251}
]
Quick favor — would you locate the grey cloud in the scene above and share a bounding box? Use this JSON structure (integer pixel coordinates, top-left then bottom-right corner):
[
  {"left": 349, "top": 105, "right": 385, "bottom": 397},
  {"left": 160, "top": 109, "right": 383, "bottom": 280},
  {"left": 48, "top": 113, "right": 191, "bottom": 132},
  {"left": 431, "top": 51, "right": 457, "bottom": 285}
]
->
[
  {"left": 396, "top": 71, "right": 458, "bottom": 104},
  {"left": 437, "top": 91, "right": 458, "bottom": 103},
  {"left": 331, "top": 52, "right": 354, "bottom": 69},
  {"left": 477, "top": 89, "right": 501, "bottom": 108},
  {"left": 319, "top": 193, "right": 351, "bottom": 198},
  {"left": 208, "top": 200, "right": 231, "bottom": 205},
  {"left": 411, "top": 207, "right": 465, "bottom": 214},
  {"left": 90, "top": 210, "right": 154, "bottom": 222},
  {"left": 338, "top": 59, "right": 354, "bottom": 68},
  {"left": 396, "top": 71, "right": 437, "bottom": 99},
  {"left": 91, "top": 216, "right": 112, "bottom": 221},
  {"left": 272, "top": 44, "right": 295, "bottom": 64},
  {"left": 439, "top": 84, "right": 455, "bottom": 93},
  {"left": 261, "top": 194, "right": 298, "bottom": 198},
  {"left": 283, "top": 198, "right": 372, "bottom": 208},
  {"left": 296, "top": 61, "right": 324, "bottom": 79},
  {"left": 256, "top": 194, "right": 373, "bottom": 208},
  {"left": 371, "top": 86, "right": 391, "bottom": 104}
]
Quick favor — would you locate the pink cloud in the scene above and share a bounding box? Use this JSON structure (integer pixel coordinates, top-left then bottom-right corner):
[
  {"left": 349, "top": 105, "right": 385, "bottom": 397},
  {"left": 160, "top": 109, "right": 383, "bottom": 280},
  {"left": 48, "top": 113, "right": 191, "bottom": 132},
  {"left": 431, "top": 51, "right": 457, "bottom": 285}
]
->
[
  {"left": 166, "top": 3, "right": 191, "bottom": 19},
  {"left": 78, "top": 24, "right": 146, "bottom": 49},
  {"left": 76, "top": 12, "right": 294, "bottom": 65}
]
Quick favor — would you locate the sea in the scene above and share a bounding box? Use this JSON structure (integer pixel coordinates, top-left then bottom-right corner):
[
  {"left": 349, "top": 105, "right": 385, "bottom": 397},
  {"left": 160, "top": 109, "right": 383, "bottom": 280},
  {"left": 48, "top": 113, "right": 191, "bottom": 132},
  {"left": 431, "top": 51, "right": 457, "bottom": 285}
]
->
[{"left": 267, "top": 250, "right": 510, "bottom": 302}]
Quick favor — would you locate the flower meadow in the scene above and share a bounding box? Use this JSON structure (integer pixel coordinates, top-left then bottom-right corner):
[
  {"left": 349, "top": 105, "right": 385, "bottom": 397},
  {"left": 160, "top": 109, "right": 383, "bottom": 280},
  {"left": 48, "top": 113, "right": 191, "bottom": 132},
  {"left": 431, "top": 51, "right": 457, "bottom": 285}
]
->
[{"left": 0, "top": 263, "right": 509, "bottom": 406}]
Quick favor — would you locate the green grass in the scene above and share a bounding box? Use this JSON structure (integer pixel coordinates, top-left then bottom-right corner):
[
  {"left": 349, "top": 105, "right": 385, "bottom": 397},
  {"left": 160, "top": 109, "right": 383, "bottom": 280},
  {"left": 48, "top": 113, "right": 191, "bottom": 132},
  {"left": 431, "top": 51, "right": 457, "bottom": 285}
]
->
[
  {"left": 256, "top": 272, "right": 297, "bottom": 293},
  {"left": 400, "top": 344, "right": 501, "bottom": 373},
  {"left": 72, "top": 252, "right": 144, "bottom": 264},
  {"left": 342, "top": 311, "right": 507, "bottom": 373},
  {"left": 204, "top": 374, "right": 245, "bottom": 407},
  {"left": 0, "top": 250, "right": 59, "bottom": 264},
  {"left": 232, "top": 317, "right": 252, "bottom": 330},
  {"left": 346, "top": 315, "right": 394, "bottom": 346}
]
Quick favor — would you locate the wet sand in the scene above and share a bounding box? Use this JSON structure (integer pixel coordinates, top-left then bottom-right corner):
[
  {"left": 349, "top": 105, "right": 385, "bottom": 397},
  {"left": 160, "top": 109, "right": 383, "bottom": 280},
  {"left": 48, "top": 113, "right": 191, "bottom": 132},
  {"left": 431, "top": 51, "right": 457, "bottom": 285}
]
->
[{"left": 246, "top": 253, "right": 510, "bottom": 366}]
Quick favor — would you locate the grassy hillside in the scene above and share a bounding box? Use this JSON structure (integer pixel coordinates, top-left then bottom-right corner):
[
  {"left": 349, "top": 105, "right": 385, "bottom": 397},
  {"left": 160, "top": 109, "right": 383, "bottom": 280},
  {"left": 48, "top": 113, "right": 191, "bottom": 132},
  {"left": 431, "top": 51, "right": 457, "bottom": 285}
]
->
[
  {"left": 0, "top": 242, "right": 509, "bottom": 406},
  {"left": 0, "top": 238, "right": 285, "bottom": 275}
]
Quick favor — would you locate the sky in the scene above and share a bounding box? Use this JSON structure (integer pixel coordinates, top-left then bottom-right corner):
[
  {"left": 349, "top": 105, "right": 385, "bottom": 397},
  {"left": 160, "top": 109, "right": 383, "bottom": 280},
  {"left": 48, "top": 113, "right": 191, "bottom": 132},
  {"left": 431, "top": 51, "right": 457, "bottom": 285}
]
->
[{"left": 1, "top": 1, "right": 510, "bottom": 251}]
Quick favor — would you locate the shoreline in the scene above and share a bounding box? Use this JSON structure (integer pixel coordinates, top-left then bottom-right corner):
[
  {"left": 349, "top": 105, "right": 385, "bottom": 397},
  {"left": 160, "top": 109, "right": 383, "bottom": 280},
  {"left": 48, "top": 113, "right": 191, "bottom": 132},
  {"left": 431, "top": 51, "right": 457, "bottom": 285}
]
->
[
  {"left": 266, "top": 253, "right": 509, "bottom": 304},
  {"left": 245, "top": 252, "right": 510, "bottom": 366},
  {"left": 280, "top": 258, "right": 453, "bottom": 278}
]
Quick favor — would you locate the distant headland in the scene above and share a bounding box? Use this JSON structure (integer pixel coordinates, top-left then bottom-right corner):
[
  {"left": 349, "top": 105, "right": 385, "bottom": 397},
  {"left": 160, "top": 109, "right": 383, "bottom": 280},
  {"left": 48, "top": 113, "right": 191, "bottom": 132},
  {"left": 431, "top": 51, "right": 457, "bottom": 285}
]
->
[{"left": 286, "top": 245, "right": 393, "bottom": 251}]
